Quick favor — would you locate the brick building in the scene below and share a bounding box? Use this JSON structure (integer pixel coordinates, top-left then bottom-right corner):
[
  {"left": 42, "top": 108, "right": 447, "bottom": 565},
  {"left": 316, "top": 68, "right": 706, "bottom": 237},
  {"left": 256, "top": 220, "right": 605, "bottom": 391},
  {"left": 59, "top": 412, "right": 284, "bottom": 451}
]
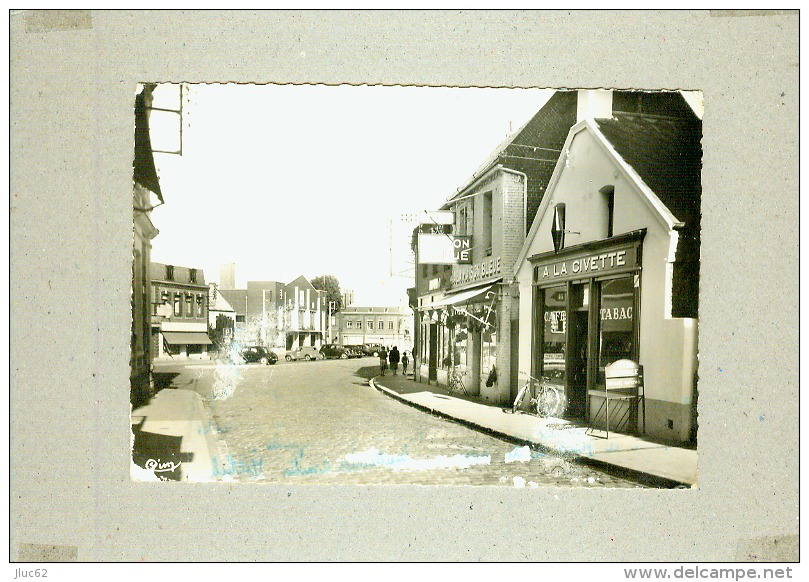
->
[
  {"left": 150, "top": 263, "right": 212, "bottom": 358},
  {"left": 412, "top": 91, "right": 579, "bottom": 402},
  {"left": 335, "top": 306, "right": 412, "bottom": 350}
]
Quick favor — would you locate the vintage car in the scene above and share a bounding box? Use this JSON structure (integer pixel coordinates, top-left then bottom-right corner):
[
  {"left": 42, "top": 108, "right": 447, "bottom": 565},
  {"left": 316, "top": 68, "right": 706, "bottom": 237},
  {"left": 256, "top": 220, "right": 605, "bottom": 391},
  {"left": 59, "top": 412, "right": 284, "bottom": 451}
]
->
[
  {"left": 320, "top": 344, "right": 349, "bottom": 359},
  {"left": 284, "top": 346, "right": 322, "bottom": 361},
  {"left": 237, "top": 346, "right": 278, "bottom": 365}
]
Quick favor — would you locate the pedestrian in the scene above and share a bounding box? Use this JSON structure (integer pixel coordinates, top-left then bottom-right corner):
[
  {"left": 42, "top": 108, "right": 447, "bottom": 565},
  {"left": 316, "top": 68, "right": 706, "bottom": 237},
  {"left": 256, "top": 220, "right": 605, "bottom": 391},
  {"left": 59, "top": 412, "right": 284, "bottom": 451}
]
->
[
  {"left": 378, "top": 346, "right": 388, "bottom": 376},
  {"left": 401, "top": 351, "right": 410, "bottom": 375},
  {"left": 389, "top": 346, "right": 400, "bottom": 375}
]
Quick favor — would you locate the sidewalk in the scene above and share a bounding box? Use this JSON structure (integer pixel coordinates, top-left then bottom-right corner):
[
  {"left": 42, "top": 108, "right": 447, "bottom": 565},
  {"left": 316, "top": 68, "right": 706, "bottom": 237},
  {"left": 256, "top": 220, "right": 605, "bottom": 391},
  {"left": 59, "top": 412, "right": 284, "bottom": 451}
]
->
[
  {"left": 371, "top": 372, "right": 697, "bottom": 487},
  {"left": 130, "top": 388, "right": 217, "bottom": 482}
]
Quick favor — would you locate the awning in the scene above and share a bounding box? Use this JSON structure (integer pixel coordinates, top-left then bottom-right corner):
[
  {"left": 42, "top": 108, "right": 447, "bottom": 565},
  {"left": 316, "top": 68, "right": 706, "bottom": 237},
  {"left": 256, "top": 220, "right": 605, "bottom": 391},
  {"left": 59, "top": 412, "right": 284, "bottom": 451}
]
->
[
  {"left": 162, "top": 331, "right": 212, "bottom": 345},
  {"left": 423, "top": 283, "right": 496, "bottom": 309}
]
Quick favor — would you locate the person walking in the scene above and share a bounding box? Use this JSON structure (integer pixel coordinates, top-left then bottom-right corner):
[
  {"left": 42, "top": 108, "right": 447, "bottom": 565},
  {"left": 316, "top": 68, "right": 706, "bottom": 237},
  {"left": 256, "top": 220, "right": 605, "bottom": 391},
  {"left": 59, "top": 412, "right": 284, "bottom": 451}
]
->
[
  {"left": 378, "top": 346, "right": 388, "bottom": 376},
  {"left": 401, "top": 350, "right": 410, "bottom": 376},
  {"left": 389, "top": 346, "right": 400, "bottom": 376}
]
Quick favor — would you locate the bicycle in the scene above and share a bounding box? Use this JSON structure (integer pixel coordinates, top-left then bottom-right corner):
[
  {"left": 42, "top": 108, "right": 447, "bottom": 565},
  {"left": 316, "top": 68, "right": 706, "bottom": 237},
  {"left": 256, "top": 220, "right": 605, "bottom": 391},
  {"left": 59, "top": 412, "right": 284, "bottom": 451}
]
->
[
  {"left": 447, "top": 368, "right": 469, "bottom": 395},
  {"left": 505, "top": 375, "right": 563, "bottom": 418}
]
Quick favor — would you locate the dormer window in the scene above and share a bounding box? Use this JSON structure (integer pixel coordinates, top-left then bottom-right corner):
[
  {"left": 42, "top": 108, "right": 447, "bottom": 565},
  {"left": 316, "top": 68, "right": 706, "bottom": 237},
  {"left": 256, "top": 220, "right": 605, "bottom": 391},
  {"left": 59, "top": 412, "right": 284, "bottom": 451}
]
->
[
  {"left": 189, "top": 268, "right": 197, "bottom": 283},
  {"left": 166, "top": 265, "right": 174, "bottom": 281}
]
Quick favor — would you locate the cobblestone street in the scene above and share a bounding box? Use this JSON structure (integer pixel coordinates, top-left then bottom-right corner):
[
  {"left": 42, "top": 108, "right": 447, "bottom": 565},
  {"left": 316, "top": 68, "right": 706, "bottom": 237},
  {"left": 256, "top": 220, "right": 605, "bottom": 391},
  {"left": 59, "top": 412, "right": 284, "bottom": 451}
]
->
[{"left": 157, "top": 359, "right": 646, "bottom": 487}]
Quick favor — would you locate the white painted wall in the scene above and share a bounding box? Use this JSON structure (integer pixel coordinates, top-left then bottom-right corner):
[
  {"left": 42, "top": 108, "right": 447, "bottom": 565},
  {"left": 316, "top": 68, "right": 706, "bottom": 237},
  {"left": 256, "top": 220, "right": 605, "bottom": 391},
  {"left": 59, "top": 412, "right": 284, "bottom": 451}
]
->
[{"left": 515, "top": 125, "right": 698, "bottom": 440}]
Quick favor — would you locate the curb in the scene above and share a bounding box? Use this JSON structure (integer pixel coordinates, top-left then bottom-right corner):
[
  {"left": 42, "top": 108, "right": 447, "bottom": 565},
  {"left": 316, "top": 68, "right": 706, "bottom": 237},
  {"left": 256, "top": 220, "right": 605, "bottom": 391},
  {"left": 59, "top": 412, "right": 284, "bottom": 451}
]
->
[{"left": 369, "top": 376, "right": 687, "bottom": 488}]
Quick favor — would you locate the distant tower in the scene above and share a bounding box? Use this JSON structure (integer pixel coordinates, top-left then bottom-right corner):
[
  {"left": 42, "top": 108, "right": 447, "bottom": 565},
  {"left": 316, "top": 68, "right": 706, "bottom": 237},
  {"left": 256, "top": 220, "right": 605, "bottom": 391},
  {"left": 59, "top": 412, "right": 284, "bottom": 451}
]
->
[
  {"left": 220, "top": 263, "right": 236, "bottom": 290},
  {"left": 342, "top": 289, "right": 355, "bottom": 308}
]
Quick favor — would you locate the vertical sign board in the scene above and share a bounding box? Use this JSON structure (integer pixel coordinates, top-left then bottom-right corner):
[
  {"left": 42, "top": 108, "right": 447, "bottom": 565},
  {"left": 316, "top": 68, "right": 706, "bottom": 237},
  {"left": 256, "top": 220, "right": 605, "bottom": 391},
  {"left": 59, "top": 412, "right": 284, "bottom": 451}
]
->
[{"left": 417, "top": 234, "right": 472, "bottom": 264}]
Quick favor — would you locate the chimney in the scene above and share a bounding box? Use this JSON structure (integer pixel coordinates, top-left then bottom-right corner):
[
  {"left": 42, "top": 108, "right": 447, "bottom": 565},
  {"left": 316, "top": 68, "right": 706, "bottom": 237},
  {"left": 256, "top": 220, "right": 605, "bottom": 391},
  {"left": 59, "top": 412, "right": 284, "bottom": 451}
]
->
[{"left": 577, "top": 90, "right": 613, "bottom": 123}]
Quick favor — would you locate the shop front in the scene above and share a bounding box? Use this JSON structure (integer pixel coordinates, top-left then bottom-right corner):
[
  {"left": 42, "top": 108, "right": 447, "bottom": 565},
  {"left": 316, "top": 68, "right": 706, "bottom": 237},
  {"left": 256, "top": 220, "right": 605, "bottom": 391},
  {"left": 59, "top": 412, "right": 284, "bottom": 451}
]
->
[
  {"left": 529, "top": 231, "right": 644, "bottom": 427},
  {"left": 418, "top": 283, "right": 498, "bottom": 390}
]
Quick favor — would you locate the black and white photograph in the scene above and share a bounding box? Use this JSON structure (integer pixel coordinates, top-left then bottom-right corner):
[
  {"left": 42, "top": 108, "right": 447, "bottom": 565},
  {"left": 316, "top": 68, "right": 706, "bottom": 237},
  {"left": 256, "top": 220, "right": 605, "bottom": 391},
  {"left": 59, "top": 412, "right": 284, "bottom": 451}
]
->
[
  {"left": 12, "top": 9, "right": 798, "bottom": 566},
  {"left": 131, "top": 84, "right": 702, "bottom": 488}
]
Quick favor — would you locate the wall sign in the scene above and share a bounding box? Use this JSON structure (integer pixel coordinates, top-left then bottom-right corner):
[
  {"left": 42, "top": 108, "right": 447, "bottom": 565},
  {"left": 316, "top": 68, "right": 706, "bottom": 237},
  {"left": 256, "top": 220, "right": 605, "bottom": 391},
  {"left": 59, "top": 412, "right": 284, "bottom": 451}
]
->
[
  {"left": 418, "top": 234, "right": 472, "bottom": 264},
  {"left": 451, "top": 256, "right": 502, "bottom": 286},
  {"left": 535, "top": 243, "right": 638, "bottom": 283}
]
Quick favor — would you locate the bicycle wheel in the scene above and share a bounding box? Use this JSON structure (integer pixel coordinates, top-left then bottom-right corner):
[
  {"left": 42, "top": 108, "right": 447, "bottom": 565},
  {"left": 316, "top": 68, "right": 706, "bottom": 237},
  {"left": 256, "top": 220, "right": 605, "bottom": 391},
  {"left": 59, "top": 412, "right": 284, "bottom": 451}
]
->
[{"left": 536, "top": 385, "right": 563, "bottom": 418}]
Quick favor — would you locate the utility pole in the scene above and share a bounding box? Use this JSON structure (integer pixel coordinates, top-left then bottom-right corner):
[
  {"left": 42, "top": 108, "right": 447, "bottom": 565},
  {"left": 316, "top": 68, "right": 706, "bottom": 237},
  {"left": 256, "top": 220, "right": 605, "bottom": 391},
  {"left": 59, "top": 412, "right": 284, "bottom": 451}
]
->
[{"left": 328, "top": 300, "right": 334, "bottom": 345}]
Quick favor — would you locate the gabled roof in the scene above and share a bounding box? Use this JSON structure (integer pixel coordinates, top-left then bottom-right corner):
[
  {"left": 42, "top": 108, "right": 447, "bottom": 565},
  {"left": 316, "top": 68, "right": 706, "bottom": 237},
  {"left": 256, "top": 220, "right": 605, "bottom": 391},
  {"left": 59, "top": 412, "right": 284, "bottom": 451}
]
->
[
  {"left": 209, "top": 286, "right": 235, "bottom": 313},
  {"left": 513, "top": 110, "right": 702, "bottom": 273},
  {"left": 285, "top": 275, "right": 316, "bottom": 292},
  {"left": 595, "top": 113, "right": 702, "bottom": 235},
  {"left": 442, "top": 91, "right": 577, "bottom": 207},
  {"left": 219, "top": 289, "right": 247, "bottom": 315}
]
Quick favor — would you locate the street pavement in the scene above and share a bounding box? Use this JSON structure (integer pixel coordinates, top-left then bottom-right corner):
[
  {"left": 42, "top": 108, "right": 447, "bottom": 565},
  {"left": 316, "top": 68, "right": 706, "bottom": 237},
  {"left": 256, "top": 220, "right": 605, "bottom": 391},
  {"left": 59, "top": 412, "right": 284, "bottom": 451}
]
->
[{"left": 135, "top": 357, "right": 646, "bottom": 487}]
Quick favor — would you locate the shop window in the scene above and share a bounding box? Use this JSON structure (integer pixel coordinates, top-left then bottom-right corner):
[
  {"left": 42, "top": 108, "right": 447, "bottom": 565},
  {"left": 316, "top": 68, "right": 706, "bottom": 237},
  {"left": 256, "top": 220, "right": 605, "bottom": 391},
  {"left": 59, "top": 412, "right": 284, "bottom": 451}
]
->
[
  {"left": 600, "top": 185, "right": 615, "bottom": 238},
  {"left": 540, "top": 286, "right": 567, "bottom": 382},
  {"left": 597, "top": 276, "right": 636, "bottom": 386}
]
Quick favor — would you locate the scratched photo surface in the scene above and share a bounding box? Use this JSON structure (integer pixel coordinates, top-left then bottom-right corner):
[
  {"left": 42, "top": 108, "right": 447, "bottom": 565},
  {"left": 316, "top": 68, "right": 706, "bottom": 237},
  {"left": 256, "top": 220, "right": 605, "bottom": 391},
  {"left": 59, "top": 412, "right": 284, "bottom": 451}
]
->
[{"left": 130, "top": 84, "right": 702, "bottom": 487}]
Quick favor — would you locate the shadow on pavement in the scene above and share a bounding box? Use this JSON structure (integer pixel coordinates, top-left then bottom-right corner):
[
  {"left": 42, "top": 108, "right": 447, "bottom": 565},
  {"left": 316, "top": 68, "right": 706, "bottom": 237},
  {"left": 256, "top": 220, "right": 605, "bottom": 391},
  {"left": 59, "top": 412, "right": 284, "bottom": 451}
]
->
[
  {"left": 153, "top": 371, "right": 182, "bottom": 391},
  {"left": 131, "top": 419, "right": 194, "bottom": 481}
]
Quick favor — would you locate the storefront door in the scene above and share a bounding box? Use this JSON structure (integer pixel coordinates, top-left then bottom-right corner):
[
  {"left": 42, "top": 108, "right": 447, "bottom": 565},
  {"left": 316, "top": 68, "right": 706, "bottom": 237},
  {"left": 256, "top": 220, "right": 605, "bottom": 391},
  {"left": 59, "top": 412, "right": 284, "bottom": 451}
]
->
[{"left": 567, "top": 283, "right": 589, "bottom": 419}]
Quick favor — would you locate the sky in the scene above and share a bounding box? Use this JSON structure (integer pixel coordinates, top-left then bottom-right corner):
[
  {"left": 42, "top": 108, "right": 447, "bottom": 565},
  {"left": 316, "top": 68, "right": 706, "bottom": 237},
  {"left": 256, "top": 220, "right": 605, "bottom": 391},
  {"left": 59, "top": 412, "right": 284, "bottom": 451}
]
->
[{"left": 148, "top": 84, "right": 553, "bottom": 306}]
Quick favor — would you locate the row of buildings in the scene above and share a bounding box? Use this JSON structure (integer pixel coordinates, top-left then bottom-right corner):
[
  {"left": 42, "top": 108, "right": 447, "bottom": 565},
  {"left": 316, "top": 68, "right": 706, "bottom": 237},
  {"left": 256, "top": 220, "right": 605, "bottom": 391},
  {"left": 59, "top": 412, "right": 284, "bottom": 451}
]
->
[{"left": 408, "top": 90, "right": 701, "bottom": 443}]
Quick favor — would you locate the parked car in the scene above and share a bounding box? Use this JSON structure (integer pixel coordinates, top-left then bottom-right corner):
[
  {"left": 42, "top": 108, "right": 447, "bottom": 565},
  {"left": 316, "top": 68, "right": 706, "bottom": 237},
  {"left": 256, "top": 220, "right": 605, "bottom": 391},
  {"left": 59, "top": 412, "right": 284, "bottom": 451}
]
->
[
  {"left": 363, "top": 343, "right": 385, "bottom": 357},
  {"left": 238, "top": 346, "right": 278, "bottom": 365},
  {"left": 320, "top": 343, "right": 349, "bottom": 359},
  {"left": 284, "top": 346, "right": 322, "bottom": 361},
  {"left": 344, "top": 345, "right": 366, "bottom": 358}
]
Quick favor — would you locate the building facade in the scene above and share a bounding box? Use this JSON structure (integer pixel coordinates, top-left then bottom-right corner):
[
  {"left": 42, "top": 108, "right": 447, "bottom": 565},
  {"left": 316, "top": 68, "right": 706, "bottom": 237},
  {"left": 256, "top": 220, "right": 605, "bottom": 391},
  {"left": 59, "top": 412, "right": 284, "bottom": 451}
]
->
[
  {"left": 220, "top": 275, "right": 327, "bottom": 351},
  {"left": 208, "top": 283, "right": 236, "bottom": 351},
  {"left": 150, "top": 263, "right": 212, "bottom": 359},
  {"left": 131, "top": 84, "right": 163, "bottom": 405},
  {"left": 513, "top": 90, "right": 701, "bottom": 443},
  {"left": 412, "top": 91, "right": 579, "bottom": 403},
  {"left": 336, "top": 306, "right": 412, "bottom": 350}
]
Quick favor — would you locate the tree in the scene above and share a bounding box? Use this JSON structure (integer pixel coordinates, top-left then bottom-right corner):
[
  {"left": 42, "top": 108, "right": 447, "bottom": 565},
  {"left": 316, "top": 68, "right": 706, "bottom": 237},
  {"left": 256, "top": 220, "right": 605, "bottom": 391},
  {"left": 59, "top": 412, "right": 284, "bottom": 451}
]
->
[{"left": 311, "top": 274, "right": 342, "bottom": 313}]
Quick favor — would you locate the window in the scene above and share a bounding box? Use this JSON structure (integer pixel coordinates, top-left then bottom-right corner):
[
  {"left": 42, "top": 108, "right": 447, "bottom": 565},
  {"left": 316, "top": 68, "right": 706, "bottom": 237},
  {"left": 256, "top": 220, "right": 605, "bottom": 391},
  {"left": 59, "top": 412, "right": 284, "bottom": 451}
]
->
[
  {"left": 346, "top": 321, "right": 353, "bottom": 329},
  {"left": 601, "top": 185, "right": 615, "bottom": 238},
  {"left": 278, "top": 290, "right": 283, "bottom": 301},
  {"left": 174, "top": 293, "right": 182, "bottom": 316},
  {"left": 186, "top": 294, "right": 193, "bottom": 317},
  {"left": 236, "top": 315, "right": 245, "bottom": 323},
  {"left": 388, "top": 321, "right": 394, "bottom": 330},
  {"left": 197, "top": 295, "right": 204, "bottom": 317},
  {"left": 189, "top": 268, "right": 197, "bottom": 283},
  {"left": 597, "top": 276, "right": 636, "bottom": 385},
  {"left": 483, "top": 191, "right": 493, "bottom": 256},
  {"left": 367, "top": 321, "right": 373, "bottom": 330},
  {"left": 539, "top": 286, "right": 567, "bottom": 382},
  {"left": 166, "top": 265, "right": 174, "bottom": 281},
  {"left": 356, "top": 321, "right": 361, "bottom": 328},
  {"left": 378, "top": 320, "right": 384, "bottom": 330}
]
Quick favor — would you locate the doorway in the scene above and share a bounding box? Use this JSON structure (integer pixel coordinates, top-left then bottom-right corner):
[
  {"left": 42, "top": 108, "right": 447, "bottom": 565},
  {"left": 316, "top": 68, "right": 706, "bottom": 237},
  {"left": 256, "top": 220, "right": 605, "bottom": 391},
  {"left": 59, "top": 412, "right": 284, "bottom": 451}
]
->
[
  {"left": 428, "top": 323, "right": 438, "bottom": 382},
  {"left": 566, "top": 284, "right": 589, "bottom": 419}
]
